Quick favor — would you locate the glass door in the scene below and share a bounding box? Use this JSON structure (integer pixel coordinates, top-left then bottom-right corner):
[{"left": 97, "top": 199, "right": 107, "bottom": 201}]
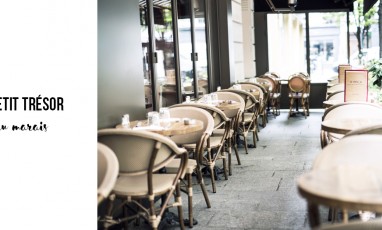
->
[
  {"left": 177, "top": 0, "right": 209, "bottom": 100},
  {"left": 140, "top": 0, "right": 178, "bottom": 111}
]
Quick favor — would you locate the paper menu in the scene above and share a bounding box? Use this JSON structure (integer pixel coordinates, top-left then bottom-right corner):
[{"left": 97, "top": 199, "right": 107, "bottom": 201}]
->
[{"left": 344, "top": 70, "right": 368, "bottom": 102}]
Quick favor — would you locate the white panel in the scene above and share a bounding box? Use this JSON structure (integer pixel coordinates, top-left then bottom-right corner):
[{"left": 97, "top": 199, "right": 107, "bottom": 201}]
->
[
  {"left": 235, "top": 62, "right": 245, "bottom": 80},
  {"left": 233, "top": 22, "right": 243, "bottom": 42},
  {"left": 234, "top": 42, "right": 244, "bottom": 62},
  {"left": 232, "top": 1, "right": 242, "bottom": 23},
  {"left": 241, "top": 2, "right": 255, "bottom": 77}
]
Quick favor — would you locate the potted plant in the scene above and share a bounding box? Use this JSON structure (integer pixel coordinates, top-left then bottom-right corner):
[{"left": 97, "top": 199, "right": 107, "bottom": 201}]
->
[
  {"left": 366, "top": 59, "right": 382, "bottom": 102},
  {"left": 366, "top": 58, "right": 382, "bottom": 87}
]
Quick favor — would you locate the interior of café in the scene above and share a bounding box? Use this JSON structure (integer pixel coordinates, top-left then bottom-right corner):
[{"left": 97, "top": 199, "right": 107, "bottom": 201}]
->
[{"left": 98, "top": 0, "right": 382, "bottom": 229}]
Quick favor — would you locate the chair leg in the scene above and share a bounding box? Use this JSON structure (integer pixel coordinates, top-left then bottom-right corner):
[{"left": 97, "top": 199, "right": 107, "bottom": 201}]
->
[
  {"left": 256, "top": 129, "right": 259, "bottom": 141},
  {"left": 209, "top": 164, "right": 217, "bottom": 193},
  {"left": 251, "top": 122, "right": 259, "bottom": 146},
  {"left": 307, "top": 202, "right": 321, "bottom": 228},
  {"left": 271, "top": 99, "right": 277, "bottom": 117},
  {"left": 233, "top": 147, "right": 241, "bottom": 165},
  {"left": 222, "top": 153, "right": 228, "bottom": 180},
  {"left": 187, "top": 173, "right": 193, "bottom": 228},
  {"left": 227, "top": 138, "right": 232, "bottom": 176},
  {"left": 205, "top": 148, "right": 217, "bottom": 193},
  {"left": 196, "top": 167, "right": 211, "bottom": 208},
  {"left": 328, "top": 207, "right": 338, "bottom": 223},
  {"left": 253, "top": 119, "right": 259, "bottom": 140},
  {"left": 328, "top": 207, "right": 332, "bottom": 221},
  {"left": 256, "top": 117, "right": 260, "bottom": 132},
  {"left": 302, "top": 98, "right": 307, "bottom": 119},
  {"left": 262, "top": 113, "right": 267, "bottom": 128},
  {"left": 175, "top": 184, "right": 185, "bottom": 230},
  {"left": 343, "top": 209, "right": 349, "bottom": 224},
  {"left": 332, "top": 208, "right": 338, "bottom": 223},
  {"left": 228, "top": 149, "right": 232, "bottom": 175},
  {"left": 243, "top": 131, "right": 249, "bottom": 154},
  {"left": 148, "top": 196, "right": 156, "bottom": 229},
  {"left": 244, "top": 136, "right": 249, "bottom": 154},
  {"left": 289, "top": 97, "right": 294, "bottom": 117},
  {"left": 135, "top": 200, "right": 142, "bottom": 226},
  {"left": 102, "top": 194, "right": 116, "bottom": 230},
  {"left": 276, "top": 98, "right": 280, "bottom": 115},
  {"left": 237, "top": 129, "right": 249, "bottom": 154},
  {"left": 252, "top": 130, "right": 257, "bottom": 148}
]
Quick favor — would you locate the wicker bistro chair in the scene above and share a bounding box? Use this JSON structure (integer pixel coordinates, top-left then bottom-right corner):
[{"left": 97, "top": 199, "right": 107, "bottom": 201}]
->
[
  {"left": 326, "top": 90, "right": 344, "bottom": 101},
  {"left": 214, "top": 91, "right": 245, "bottom": 175},
  {"left": 170, "top": 103, "right": 230, "bottom": 192},
  {"left": 265, "top": 71, "right": 281, "bottom": 79},
  {"left": 327, "top": 83, "right": 345, "bottom": 96},
  {"left": 98, "top": 129, "right": 188, "bottom": 230},
  {"left": 239, "top": 82, "right": 269, "bottom": 127},
  {"left": 320, "top": 102, "right": 382, "bottom": 148},
  {"left": 98, "top": 143, "right": 119, "bottom": 206},
  {"left": 258, "top": 74, "right": 281, "bottom": 116},
  {"left": 344, "top": 124, "right": 382, "bottom": 137},
  {"left": 165, "top": 106, "right": 214, "bottom": 227},
  {"left": 220, "top": 89, "right": 260, "bottom": 154},
  {"left": 298, "top": 72, "right": 310, "bottom": 79},
  {"left": 288, "top": 73, "right": 310, "bottom": 118}
]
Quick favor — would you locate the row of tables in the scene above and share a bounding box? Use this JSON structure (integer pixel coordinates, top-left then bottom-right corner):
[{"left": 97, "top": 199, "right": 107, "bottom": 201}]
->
[{"left": 116, "top": 119, "right": 204, "bottom": 136}]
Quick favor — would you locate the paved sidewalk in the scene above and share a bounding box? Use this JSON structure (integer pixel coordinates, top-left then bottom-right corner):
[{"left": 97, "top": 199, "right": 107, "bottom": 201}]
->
[{"left": 180, "top": 109, "right": 326, "bottom": 230}]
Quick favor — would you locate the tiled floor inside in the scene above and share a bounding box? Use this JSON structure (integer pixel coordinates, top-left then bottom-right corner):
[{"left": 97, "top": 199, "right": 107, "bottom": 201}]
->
[{"left": 109, "top": 109, "right": 331, "bottom": 229}]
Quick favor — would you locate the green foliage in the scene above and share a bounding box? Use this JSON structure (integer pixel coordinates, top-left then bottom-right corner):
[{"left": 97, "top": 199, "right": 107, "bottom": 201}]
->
[
  {"left": 366, "top": 59, "right": 382, "bottom": 87},
  {"left": 352, "top": 0, "right": 379, "bottom": 64},
  {"left": 353, "top": 0, "right": 378, "bottom": 27}
]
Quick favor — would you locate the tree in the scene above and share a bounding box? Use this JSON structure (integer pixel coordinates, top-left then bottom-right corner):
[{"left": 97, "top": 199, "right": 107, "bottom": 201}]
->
[{"left": 353, "top": 0, "right": 378, "bottom": 64}]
